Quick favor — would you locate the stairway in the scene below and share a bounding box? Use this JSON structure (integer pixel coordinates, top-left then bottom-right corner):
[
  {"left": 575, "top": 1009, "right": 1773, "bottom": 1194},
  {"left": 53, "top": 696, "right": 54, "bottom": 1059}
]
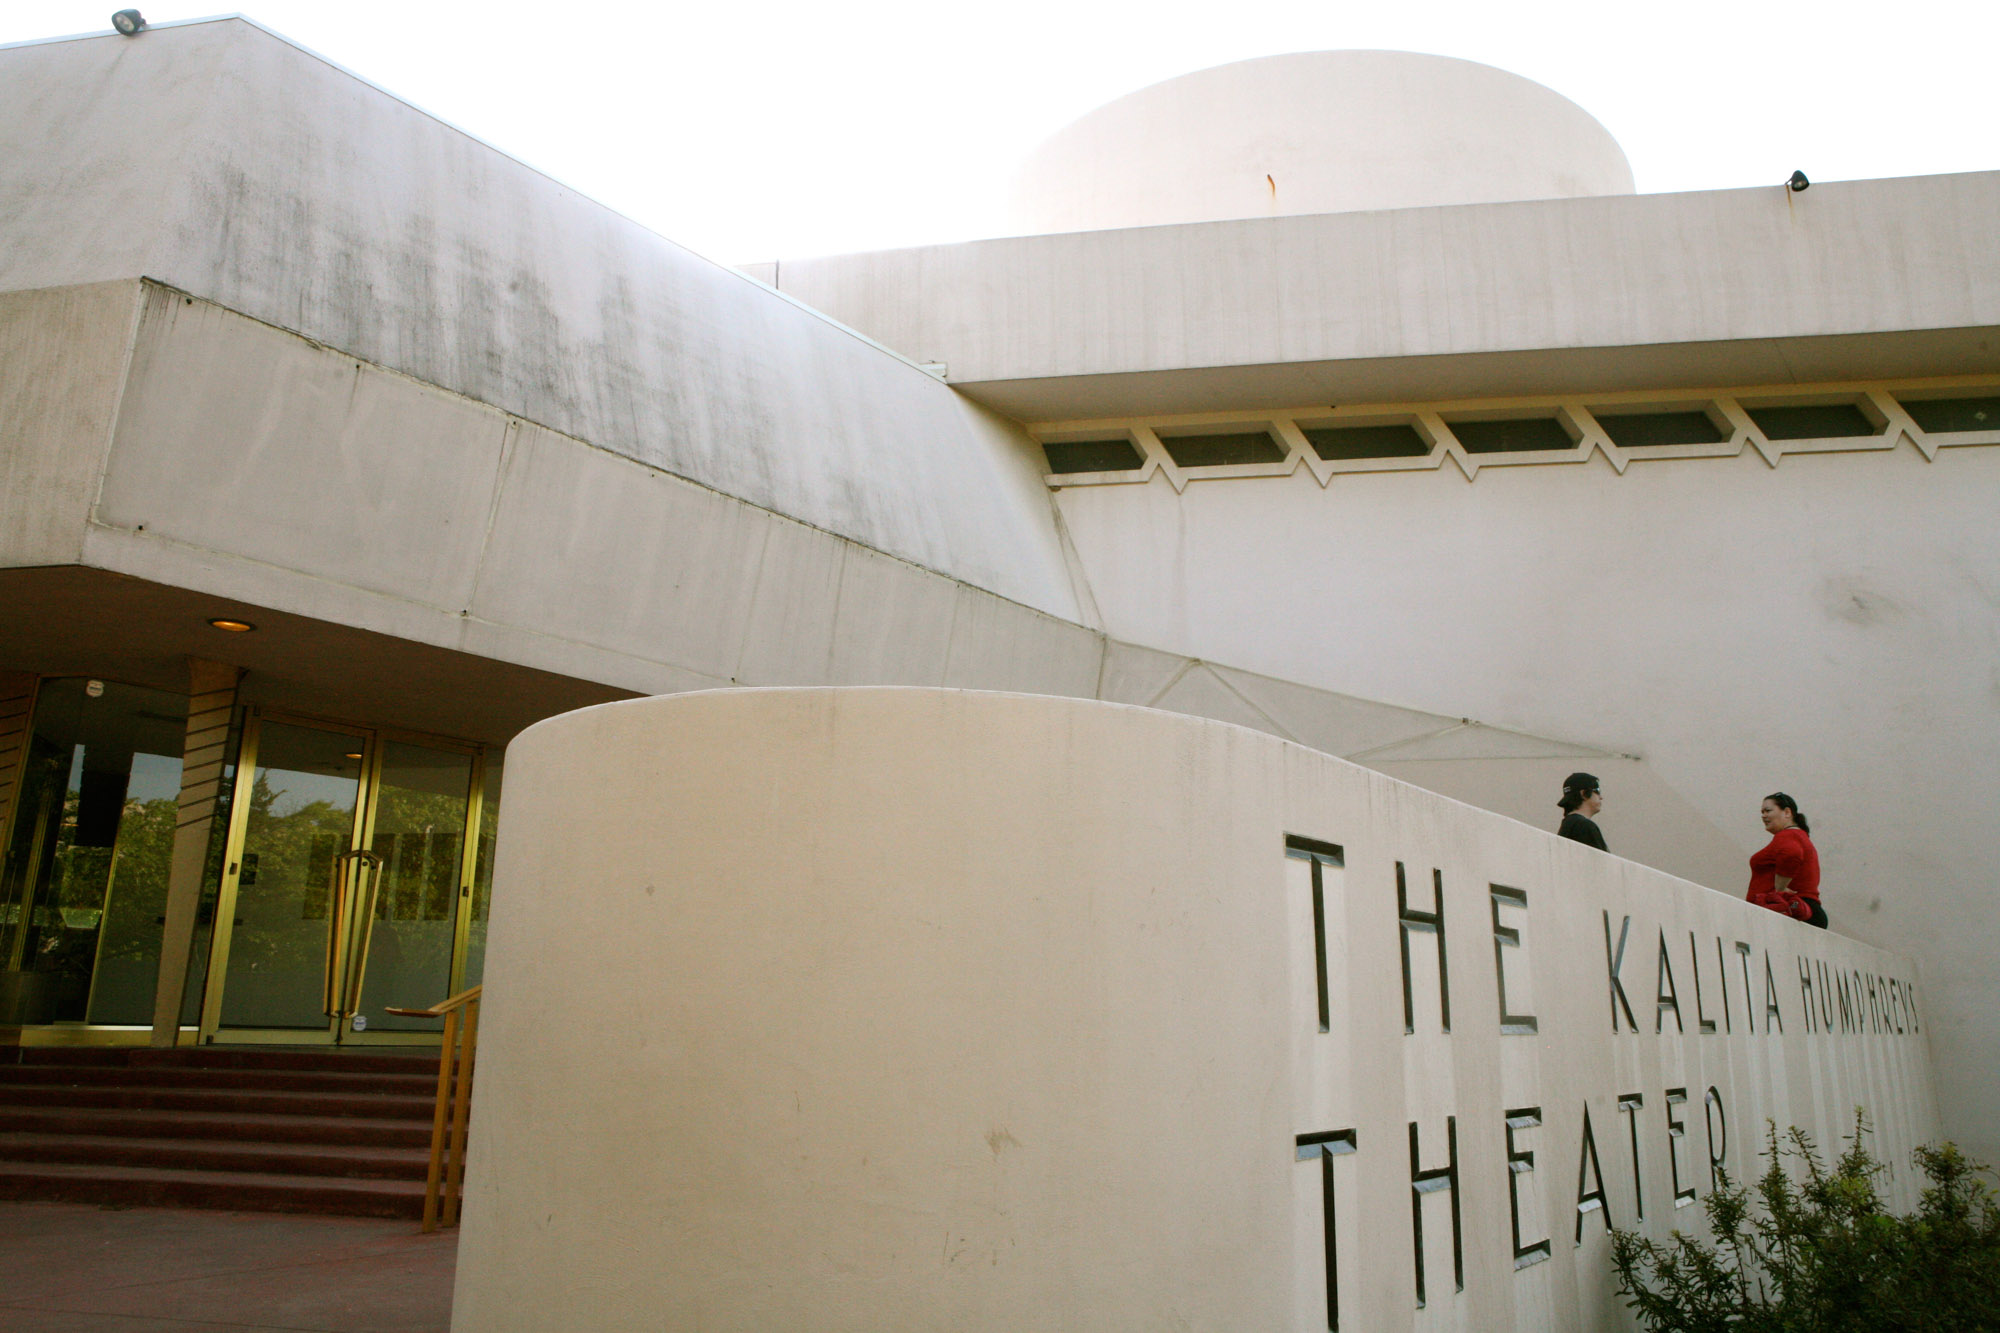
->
[{"left": 0, "top": 1046, "right": 440, "bottom": 1218}]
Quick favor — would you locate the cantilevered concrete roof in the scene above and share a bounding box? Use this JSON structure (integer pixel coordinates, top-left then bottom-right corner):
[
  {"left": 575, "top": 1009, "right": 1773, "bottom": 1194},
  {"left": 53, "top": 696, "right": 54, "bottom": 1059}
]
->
[
  {"left": 0, "top": 17, "right": 1079, "bottom": 618},
  {"left": 772, "top": 171, "right": 2000, "bottom": 420}
]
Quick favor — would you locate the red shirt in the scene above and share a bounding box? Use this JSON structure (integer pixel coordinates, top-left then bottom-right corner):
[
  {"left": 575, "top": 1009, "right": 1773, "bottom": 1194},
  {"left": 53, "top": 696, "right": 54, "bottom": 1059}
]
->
[{"left": 1747, "top": 828, "right": 1819, "bottom": 919}]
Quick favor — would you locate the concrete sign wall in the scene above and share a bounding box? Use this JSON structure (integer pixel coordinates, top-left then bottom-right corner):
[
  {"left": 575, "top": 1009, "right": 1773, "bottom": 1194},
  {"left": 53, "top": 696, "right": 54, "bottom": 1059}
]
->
[
  {"left": 454, "top": 689, "right": 1937, "bottom": 1331},
  {"left": 1050, "top": 436, "right": 1999, "bottom": 1172}
]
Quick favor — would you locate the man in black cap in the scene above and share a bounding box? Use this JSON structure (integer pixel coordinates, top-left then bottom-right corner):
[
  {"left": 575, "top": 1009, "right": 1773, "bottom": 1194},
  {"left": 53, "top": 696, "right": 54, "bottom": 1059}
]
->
[{"left": 1556, "top": 772, "right": 1607, "bottom": 850}]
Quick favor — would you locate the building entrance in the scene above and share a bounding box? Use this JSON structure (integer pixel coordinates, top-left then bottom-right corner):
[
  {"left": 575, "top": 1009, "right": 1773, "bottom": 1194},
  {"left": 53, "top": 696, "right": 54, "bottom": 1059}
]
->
[
  {"left": 198, "top": 711, "right": 494, "bottom": 1046},
  {"left": 0, "top": 677, "right": 190, "bottom": 1028}
]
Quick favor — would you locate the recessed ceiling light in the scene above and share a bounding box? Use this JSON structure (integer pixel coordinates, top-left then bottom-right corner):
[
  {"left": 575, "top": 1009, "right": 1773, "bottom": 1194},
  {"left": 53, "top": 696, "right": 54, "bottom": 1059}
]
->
[
  {"left": 344, "top": 752, "right": 363, "bottom": 760},
  {"left": 207, "top": 618, "right": 255, "bottom": 632}
]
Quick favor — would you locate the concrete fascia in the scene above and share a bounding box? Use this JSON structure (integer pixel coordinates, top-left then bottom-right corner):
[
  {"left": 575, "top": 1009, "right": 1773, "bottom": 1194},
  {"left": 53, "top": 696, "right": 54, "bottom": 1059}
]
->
[{"left": 773, "top": 173, "right": 2000, "bottom": 419}]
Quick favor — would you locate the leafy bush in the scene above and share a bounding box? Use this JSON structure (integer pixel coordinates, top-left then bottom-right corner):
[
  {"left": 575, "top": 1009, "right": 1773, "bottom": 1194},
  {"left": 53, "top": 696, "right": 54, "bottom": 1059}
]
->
[{"left": 1611, "top": 1114, "right": 2000, "bottom": 1331}]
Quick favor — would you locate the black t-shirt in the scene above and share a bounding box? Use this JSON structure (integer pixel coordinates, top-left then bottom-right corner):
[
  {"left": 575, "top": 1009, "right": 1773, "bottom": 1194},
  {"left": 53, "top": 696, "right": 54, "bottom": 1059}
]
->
[{"left": 1558, "top": 812, "right": 1607, "bottom": 850}]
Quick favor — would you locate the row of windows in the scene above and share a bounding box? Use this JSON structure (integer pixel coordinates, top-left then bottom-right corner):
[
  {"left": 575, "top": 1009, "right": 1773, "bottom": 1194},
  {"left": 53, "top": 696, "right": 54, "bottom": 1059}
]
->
[{"left": 1037, "top": 387, "right": 2000, "bottom": 478}]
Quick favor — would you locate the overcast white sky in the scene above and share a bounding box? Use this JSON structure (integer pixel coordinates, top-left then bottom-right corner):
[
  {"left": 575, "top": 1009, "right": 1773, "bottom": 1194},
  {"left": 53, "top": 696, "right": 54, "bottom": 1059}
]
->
[{"left": 7, "top": 1, "right": 1998, "bottom": 264}]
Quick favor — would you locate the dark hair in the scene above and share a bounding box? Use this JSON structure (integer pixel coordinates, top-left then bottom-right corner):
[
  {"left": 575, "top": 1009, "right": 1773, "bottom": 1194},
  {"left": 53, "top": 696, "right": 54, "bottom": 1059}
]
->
[
  {"left": 1558, "top": 771, "right": 1601, "bottom": 813},
  {"left": 1765, "top": 791, "right": 1810, "bottom": 835}
]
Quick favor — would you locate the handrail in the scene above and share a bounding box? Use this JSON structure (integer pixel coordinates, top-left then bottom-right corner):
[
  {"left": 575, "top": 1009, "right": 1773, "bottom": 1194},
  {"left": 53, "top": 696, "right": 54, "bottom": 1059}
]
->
[
  {"left": 384, "top": 984, "right": 482, "bottom": 1232},
  {"left": 325, "top": 850, "right": 384, "bottom": 1022},
  {"left": 384, "top": 985, "right": 482, "bottom": 1019}
]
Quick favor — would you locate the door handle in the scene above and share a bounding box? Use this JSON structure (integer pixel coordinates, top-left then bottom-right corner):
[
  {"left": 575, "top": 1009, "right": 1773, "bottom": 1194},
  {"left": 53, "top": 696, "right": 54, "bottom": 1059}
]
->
[{"left": 324, "top": 850, "right": 385, "bottom": 1022}]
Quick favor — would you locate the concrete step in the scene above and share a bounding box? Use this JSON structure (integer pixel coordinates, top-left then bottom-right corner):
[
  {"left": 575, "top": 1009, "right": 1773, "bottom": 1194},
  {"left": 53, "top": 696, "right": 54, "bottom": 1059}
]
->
[
  {"left": 0, "top": 1159, "right": 426, "bottom": 1218},
  {"left": 11, "top": 1046, "right": 439, "bottom": 1076},
  {"left": 0, "top": 1082, "right": 435, "bottom": 1120},
  {"left": 0, "top": 1104, "right": 433, "bottom": 1148},
  {"left": 0, "top": 1063, "right": 437, "bottom": 1097},
  {"left": 0, "top": 1043, "right": 453, "bottom": 1218},
  {"left": 0, "top": 1131, "right": 430, "bottom": 1180}
]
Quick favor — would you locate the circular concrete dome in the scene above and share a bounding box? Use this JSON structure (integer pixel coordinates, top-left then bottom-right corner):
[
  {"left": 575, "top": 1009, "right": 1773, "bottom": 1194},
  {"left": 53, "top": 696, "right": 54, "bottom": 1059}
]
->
[{"left": 1009, "top": 50, "right": 1634, "bottom": 234}]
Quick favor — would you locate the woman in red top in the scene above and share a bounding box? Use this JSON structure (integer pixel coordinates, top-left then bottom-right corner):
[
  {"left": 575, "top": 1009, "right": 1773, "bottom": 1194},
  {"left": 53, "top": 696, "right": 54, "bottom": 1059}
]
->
[{"left": 1746, "top": 792, "right": 1826, "bottom": 928}]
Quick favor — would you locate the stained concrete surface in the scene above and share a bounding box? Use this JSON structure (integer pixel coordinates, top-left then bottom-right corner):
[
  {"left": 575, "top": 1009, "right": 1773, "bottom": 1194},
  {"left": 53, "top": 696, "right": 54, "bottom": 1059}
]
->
[
  {"left": 0, "top": 21, "right": 1084, "bottom": 619},
  {"left": 0, "top": 1202, "right": 454, "bottom": 1331}
]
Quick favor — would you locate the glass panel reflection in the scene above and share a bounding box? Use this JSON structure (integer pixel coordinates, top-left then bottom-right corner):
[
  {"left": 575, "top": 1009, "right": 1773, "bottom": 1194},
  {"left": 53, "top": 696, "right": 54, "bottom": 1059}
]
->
[
  {"left": 89, "top": 751, "right": 184, "bottom": 1023},
  {"left": 218, "top": 722, "right": 361, "bottom": 1030},
  {"left": 179, "top": 718, "right": 241, "bottom": 1028},
  {"left": 459, "top": 758, "right": 500, "bottom": 991},
  {"left": 359, "top": 741, "right": 472, "bottom": 1031},
  {"left": 0, "top": 678, "right": 187, "bottom": 1026}
]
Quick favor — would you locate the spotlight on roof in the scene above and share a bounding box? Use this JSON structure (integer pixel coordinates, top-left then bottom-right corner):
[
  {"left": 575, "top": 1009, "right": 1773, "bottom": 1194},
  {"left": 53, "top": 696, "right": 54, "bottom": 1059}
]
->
[
  {"left": 111, "top": 9, "right": 146, "bottom": 35},
  {"left": 1788, "top": 170, "right": 1810, "bottom": 193}
]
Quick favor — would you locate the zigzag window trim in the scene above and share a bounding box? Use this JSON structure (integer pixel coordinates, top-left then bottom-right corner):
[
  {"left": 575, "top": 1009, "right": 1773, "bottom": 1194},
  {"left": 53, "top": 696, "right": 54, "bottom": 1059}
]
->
[{"left": 1031, "top": 375, "right": 2000, "bottom": 491}]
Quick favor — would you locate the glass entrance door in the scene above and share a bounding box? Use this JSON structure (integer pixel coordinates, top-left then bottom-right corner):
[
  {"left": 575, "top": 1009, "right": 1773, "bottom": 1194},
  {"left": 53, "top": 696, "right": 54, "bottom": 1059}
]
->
[
  {"left": 0, "top": 678, "right": 190, "bottom": 1027},
  {"left": 211, "top": 719, "right": 362, "bottom": 1033},
  {"left": 354, "top": 740, "right": 473, "bottom": 1034},
  {"left": 199, "top": 713, "right": 483, "bottom": 1045}
]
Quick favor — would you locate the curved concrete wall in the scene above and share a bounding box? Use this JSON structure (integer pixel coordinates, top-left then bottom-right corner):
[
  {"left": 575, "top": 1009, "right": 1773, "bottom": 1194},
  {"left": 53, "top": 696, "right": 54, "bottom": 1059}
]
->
[
  {"left": 455, "top": 689, "right": 1935, "bottom": 1331},
  {"left": 1011, "top": 51, "right": 1633, "bottom": 234}
]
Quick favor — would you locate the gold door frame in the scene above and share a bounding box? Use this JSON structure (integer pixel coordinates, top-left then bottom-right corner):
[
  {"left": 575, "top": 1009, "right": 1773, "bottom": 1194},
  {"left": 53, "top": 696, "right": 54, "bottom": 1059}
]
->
[
  {"left": 350, "top": 726, "right": 484, "bottom": 1046},
  {"left": 197, "top": 709, "right": 486, "bottom": 1047},
  {"left": 446, "top": 752, "right": 486, "bottom": 999}
]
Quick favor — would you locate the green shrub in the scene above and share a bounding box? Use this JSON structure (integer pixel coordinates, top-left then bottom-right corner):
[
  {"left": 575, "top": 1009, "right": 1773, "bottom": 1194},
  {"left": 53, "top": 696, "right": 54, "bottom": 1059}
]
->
[{"left": 1610, "top": 1114, "right": 2000, "bottom": 1332}]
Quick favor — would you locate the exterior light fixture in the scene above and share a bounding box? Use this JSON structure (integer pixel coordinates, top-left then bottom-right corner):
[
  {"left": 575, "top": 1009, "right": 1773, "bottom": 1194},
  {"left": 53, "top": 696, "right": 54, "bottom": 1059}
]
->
[
  {"left": 1788, "top": 170, "right": 1810, "bottom": 193},
  {"left": 111, "top": 9, "right": 146, "bottom": 35},
  {"left": 207, "top": 617, "right": 255, "bottom": 633},
  {"left": 343, "top": 752, "right": 363, "bottom": 760}
]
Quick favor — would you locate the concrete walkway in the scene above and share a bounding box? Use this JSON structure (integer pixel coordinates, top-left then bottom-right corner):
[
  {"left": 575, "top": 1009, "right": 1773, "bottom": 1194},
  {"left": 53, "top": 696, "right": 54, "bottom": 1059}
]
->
[{"left": 0, "top": 1201, "right": 455, "bottom": 1331}]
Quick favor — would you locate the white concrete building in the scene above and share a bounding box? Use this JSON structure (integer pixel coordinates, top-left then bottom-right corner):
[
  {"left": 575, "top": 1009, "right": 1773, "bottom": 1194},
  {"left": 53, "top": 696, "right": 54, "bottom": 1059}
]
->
[
  {"left": 0, "top": 20, "right": 1980, "bottom": 1327},
  {"left": 769, "top": 50, "right": 2000, "bottom": 1174}
]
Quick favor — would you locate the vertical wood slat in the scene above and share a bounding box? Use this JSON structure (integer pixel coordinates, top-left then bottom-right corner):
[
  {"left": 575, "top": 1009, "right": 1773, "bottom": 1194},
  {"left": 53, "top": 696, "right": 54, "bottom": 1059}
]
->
[
  {"left": 150, "top": 660, "right": 244, "bottom": 1046},
  {"left": 0, "top": 673, "right": 39, "bottom": 868}
]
